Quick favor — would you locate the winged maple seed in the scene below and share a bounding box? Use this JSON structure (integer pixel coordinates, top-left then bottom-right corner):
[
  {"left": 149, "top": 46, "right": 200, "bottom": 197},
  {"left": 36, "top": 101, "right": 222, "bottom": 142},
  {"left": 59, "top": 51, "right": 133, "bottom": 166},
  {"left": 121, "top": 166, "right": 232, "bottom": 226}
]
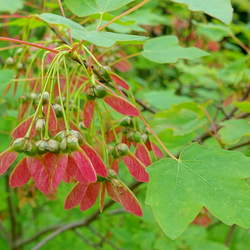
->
[
  {"left": 0, "top": 45, "right": 168, "bottom": 218},
  {"left": 83, "top": 83, "right": 139, "bottom": 128},
  {"left": 64, "top": 170, "right": 143, "bottom": 216}
]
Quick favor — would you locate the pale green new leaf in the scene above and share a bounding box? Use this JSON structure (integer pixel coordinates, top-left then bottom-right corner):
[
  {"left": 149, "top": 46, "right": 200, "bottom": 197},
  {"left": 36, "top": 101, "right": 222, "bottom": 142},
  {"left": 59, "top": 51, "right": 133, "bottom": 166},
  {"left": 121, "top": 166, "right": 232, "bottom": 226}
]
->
[
  {"left": 0, "top": 0, "right": 23, "bottom": 13},
  {"left": 39, "top": 13, "right": 146, "bottom": 47},
  {"left": 65, "top": 0, "right": 135, "bottom": 17},
  {"left": 146, "top": 144, "right": 250, "bottom": 239},
  {"left": 142, "top": 36, "right": 209, "bottom": 64},
  {"left": 171, "top": 0, "right": 233, "bottom": 24}
]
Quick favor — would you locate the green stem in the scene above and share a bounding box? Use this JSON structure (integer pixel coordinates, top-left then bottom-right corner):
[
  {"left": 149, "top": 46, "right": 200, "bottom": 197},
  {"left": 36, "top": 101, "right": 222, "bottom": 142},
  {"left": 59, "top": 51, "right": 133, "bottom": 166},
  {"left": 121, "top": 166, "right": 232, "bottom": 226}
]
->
[
  {"left": 63, "top": 58, "right": 70, "bottom": 124},
  {"left": 25, "top": 52, "right": 65, "bottom": 138},
  {"left": 81, "top": 44, "right": 103, "bottom": 68},
  {"left": 57, "top": 62, "right": 70, "bottom": 132}
]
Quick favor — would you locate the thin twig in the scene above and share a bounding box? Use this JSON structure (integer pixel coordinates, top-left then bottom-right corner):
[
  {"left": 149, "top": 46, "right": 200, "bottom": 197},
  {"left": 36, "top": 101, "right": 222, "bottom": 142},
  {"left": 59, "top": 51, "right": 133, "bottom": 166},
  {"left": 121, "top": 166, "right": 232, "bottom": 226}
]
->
[
  {"left": 230, "top": 33, "right": 250, "bottom": 54},
  {"left": 88, "top": 226, "right": 121, "bottom": 250},
  {"left": 139, "top": 115, "right": 178, "bottom": 160},
  {"left": 20, "top": 182, "right": 141, "bottom": 249},
  {"left": 109, "top": 52, "right": 142, "bottom": 67},
  {"left": 73, "top": 229, "right": 98, "bottom": 248},
  {"left": 195, "top": 84, "right": 250, "bottom": 143},
  {"left": 0, "top": 37, "right": 59, "bottom": 53},
  {"left": 224, "top": 224, "right": 237, "bottom": 246},
  {"left": 228, "top": 141, "right": 250, "bottom": 150},
  {"left": 98, "top": 0, "right": 150, "bottom": 31},
  {"left": 57, "top": 0, "right": 73, "bottom": 43},
  {"left": 5, "top": 176, "right": 18, "bottom": 248}
]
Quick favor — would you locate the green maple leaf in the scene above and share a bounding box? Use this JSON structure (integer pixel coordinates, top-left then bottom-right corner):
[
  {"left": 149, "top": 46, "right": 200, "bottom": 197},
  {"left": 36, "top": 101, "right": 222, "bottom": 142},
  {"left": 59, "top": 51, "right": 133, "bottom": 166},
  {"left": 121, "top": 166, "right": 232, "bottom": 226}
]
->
[
  {"left": 65, "top": 0, "right": 135, "bottom": 17},
  {"left": 142, "top": 36, "right": 209, "bottom": 64},
  {"left": 171, "top": 0, "right": 233, "bottom": 24},
  {"left": 146, "top": 144, "right": 250, "bottom": 239},
  {"left": 39, "top": 13, "right": 146, "bottom": 47}
]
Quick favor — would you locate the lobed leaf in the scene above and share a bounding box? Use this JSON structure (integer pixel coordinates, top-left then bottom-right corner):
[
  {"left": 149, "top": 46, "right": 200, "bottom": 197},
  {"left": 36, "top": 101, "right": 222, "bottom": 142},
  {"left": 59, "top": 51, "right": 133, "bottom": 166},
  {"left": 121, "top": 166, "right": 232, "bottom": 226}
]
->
[{"left": 146, "top": 144, "right": 250, "bottom": 239}]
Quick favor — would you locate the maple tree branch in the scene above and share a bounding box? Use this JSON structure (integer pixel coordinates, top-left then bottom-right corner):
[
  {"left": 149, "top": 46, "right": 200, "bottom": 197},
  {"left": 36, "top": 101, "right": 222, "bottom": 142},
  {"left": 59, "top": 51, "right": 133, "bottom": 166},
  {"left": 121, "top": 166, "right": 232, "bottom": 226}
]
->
[
  {"left": 109, "top": 52, "right": 142, "bottom": 67},
  {"left": 228, "top": 141, "right": 250, "bottom": 150},
  {"left": 16, "top": 182, "right": 141, "bottom": 249},
  {"left": 230, "top": 33, "right": 250, "bottom": 54},
  {"left": 0, "top": 37, "right": 59, "bottom": 53},
  {"left": 5, "top": 176, "right": 18, "bottom": 248},
  {"left": 98, "top": 0, "right": 150, "bottom": 31},
  {"left": 195, "top": 84, "right": 250, "bottom": 143}
]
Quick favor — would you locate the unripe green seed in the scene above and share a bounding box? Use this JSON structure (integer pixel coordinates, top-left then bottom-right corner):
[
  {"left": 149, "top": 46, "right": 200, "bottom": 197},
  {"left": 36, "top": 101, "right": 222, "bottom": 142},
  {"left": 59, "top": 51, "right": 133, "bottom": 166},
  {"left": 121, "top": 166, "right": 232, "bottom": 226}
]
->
[
  {"left": 69, "top": 130, "right": 83, "bottom": 145},
  {"left": 54, "top": 131, "right": 67, "bottom": 142},
  {"left": 127, "top": 131, "right": 142, "bottom": 143},
  {"left": 60, "top": 138, "right": 68, "bottom": 153},
  {"left": 141, "top": 133, "right": 148, "bottom": 143},
  {"left": 67, "top": 135, "right": 79, "bottom": 151},
  {"left": 35, "top": 118, "right": 45, "bottom": 132},
  {"left": 25, "top": 141, "right": 37, "bottom": 156},
  {"left": 41, "top": 91, "right": 50, "bottom": 104},
  {"left": 17, "top": 63, "right": 23, "bottom": 70},
  {"left": 120, "top": 117, "right": 133, "bottom": 127},
  {"left": 86, "top": 87, "right": 96, "bottom": 100},
  {"left": 108, "top": 169, "right": 117, "bottom": 178},
  {"left": 53, "top": 104, "right": 63, "bottom": 117},
  {"left": 6, "top": 57, "right": 14, "bottom": 65},
  {"left": 133, "top": 131, "right": 142, "bottom": 143},
  {"left": 116, "top": 143, "right": 129, "bottom": 156},
  {"left": 12, "top": 138, "right": 27, "bottom": 153},
  {"left": 35, "top": 140, "right": 48, "bottom": 154},
  {"left": 30, "top": 93, "right": 38, "bottom": 101},
  {"left": 79, "top": 122, "right": 87, "bottom": 130},
  {"left": 46, "top": 139, "right": 60, "bottom": 153},
  {"left": 94, "top": 85, "right": 107, "bottom": 98}
]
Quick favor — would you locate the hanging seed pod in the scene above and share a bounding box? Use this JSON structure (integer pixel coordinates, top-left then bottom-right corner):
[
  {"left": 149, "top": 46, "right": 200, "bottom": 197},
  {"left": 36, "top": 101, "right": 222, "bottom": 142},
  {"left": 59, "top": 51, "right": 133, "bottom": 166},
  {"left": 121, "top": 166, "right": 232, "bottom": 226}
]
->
[
  {"left": 128, "top": 131, "right": 142, "bottom": 143},
  {"left": 12, "top": 138, "right": 27, "bottom": 153},
  {"left": 108, "top": 169, "right": 117, "bottom": 178},
  {"left": 94, "top": 85, "right": 107, "bottom": 98},
  {"left": 29, "top": 93, "right": 39, "bottom": 102},
  {"left": 35, "top": 140, "right": 48, "bottom": 154},
  {"left": 46, "top": 139, "right": 60, "bottom": 153},
  {"left": 17, "top": 63, "right": 23, "bottom": 70},
  {"left": 133, "top": 131, "right": 142, "bottom": 143},
  {"left": 120, "top": 117, "right": 133, "bottom": 127},
  {"left": 25, "top": 141, "right": 37, "bottom": 156},
  {"left": 79, "top": 121, "right": 87, "bottom": 130},
  {"left": 53, "top": 104, "right": 63, "bottom": 118},
  {"left": 60, "top": 138, "right": 68, "bottom": 153},
  {"left": 116, "top": 143, "right": 129, "bottom": 156},
  {"left": 6, "top": 57, "right": 14, "bottom": 65},
  {"left": 86, "top": 87, "right": 96, "bottom": 100},
  {"left": 141, "top": 133, "right": 148, "bottom": 143},
  {"left": 110, "top": 146, "right": 119, "bottom": 159},
  {"left": 41, "top": 91, "right": 50, "bottom": 104},
  {"left": 54, "top": 131, "right": 67, "bottom": 142},
  {"left": 35, "top": 118, "right": 45, "bottom": 132},
  {"left": 66, "top": 135, "right": 79, "bottom": 151},
  {"left": 69, "top": 130, "right": 83, "bottom": 145}
]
